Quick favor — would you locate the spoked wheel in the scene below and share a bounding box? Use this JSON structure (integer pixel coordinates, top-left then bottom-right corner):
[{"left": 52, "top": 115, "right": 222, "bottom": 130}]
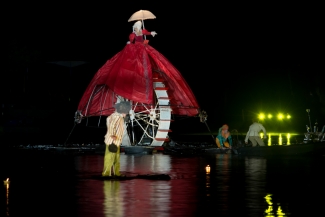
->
[{"left": 126, "top": 75, "right": 171, "bottom": 146}]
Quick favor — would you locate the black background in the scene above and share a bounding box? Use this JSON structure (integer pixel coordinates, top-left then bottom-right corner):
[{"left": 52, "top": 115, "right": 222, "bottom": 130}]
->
[{"left": 1, "top": 2, "right": 324, "bottom": 145}]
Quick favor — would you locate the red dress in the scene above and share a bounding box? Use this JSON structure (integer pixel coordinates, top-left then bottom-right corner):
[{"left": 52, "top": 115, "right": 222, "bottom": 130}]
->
[
  {"left": 77, "top": 29, "right": 200, "bottom": 117},
  {"left": 129, "top": 29, "right": 152, "bottom": 43}
]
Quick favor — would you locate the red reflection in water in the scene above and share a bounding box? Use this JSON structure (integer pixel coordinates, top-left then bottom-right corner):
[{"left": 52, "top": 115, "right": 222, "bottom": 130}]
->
[
  {"left": 74, "top": 154, "right": 200, "bottom": 217},
  {"left": 168, "top": 157, "right": 200, "bottom": 216},
  {"left": 215, "top": 154, "right": 231, "bottom": 213},
  {"left": 75, "top": 155, "right": 105, "bottom": 217}
]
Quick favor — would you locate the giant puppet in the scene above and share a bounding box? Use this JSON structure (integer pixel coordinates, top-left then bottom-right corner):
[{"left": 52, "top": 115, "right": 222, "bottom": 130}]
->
[{"left": 75, "top": 10, "right": 200, "bottom": 147}]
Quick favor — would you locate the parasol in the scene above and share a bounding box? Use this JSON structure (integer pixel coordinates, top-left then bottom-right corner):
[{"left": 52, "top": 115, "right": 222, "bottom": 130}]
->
[{"left": 128, "top": 9, "right": 156, "bottom": 22}]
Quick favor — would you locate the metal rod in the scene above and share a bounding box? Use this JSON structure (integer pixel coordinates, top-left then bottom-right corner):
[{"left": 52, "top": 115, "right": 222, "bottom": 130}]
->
[
  {"left": 64, "top": 123, "right": 77, "bottom": 146},
  {"left": 142, "top": 19, "right": 146, "bottom": 40},
  {"left": 203, "top": 120, "right": 215, "bottom": 142},
  {"left": 306, "top": 109, "right": 312, "bottom": 133}
]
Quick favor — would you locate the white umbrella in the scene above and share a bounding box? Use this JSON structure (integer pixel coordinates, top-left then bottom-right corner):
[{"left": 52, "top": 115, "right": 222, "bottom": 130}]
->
[{"left": 128, "top": 10, "right": 156, "bottom": 39}]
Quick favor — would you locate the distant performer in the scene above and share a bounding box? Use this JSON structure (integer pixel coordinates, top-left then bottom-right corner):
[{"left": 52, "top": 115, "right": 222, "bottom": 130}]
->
[
  {"left": 216, "top": 124, "right": 233, "bottom": 148},
  {"left": 245, "top": 118, "right": 267, "bottom": 147}
]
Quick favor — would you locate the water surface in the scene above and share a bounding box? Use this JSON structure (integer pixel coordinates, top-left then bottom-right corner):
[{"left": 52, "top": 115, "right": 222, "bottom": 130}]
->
[{"left": 1, "top": 149, "right": 325, "bottom": 216}]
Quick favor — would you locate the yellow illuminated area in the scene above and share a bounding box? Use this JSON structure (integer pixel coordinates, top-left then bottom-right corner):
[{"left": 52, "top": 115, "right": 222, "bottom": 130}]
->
[
  {"left": 264, "top": 194, "right": 286, "bottom": 216},
  {"left": 260, "top": 132, "right": 264, "bottom": 139},
  {"left": 3, "top": 178, "right": 10, "bottom": 185},
  {"left": 268, "top": 114, "right": 273, "bottom": 119},
  {"left": 205, "top": 165, "right": 210, "bottom": 174},
  {"left": 264, "top": 132, "right": 299, "bottom": 145},
  {"left": 286, "top": 114, "right": 291, "bottom": 119},
  {"left": 268, "top": 134, "right": 272, "bottom": 146},
  {"left": 278, "top": 134, "right": 282, "bottom": 145},
  {"left": 277, "top": 206, "right": 286, "bottom": 216},
  {"left": 265, "top": 206, "right": 273, "bottom": 216},
  {"left": 277, "top": 113, "right": 284, "bottom": 120},
  {"left": 265, "top": 200, "right": 274, "bottom": 216},
  {"left": 258, "top": 113, "right": 265, "bottom": 120},
  {"left": 265, "top": 194, "right": 273, "bottom": 205},
  {"left": 5, "top": 178, "right": 9, "bottom": 217}
]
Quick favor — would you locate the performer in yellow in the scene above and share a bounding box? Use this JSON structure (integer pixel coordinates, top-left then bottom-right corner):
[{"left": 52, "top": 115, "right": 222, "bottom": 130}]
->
[{"left": 102, "top": 101, "right": 131, "bottom": 177}]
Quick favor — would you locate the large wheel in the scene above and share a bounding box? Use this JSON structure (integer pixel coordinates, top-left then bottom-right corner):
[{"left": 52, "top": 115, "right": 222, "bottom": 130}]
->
[{"left": 126, "top": 76, "right": 171, "bottom": 146}]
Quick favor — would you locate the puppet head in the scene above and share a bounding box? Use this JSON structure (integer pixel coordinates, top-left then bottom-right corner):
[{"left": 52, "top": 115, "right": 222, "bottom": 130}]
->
[
  {"left": 133, "top": 21, "right": 142, "bottom": 32},
  {"left": 114, "top": 101, "right": 131, "bottom": 114}
]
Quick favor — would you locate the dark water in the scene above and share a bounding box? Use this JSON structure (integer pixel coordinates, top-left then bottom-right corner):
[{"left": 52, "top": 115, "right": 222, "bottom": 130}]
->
[{"left": 1, "top": 149, "right": 325, "bottom": 216}]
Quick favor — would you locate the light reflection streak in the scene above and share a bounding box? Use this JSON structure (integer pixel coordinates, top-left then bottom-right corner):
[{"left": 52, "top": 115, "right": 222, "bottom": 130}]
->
[
  {"left": 205, "top": 165, "right": 210, "bottom": 174},
  {"left": 262, "top": 133, "right": 297, "bottom": 145},
  {"left": 264, "top": 194, "right": 287, "bottom": 216},
  {"left": 205, "top": 174, "right": 210, "bottom": 197},
  {"left": 6, "top": 182, "right": 9, "bottom": 216},
  {"left": 205, "top": 165, "right": 211, "bottom": 197},
  {"left": 265, "top": 194, "right": 273, "bottom": 205},
  {"left": 268, "top": 134, "right": 272, "bottom": 146},
  {"left": 277, "top": 206, "right": 286, "bottom": 216}
]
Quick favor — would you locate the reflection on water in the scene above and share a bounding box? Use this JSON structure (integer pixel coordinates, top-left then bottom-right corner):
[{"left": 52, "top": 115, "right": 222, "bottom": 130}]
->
[
  {"left": 268, "top": 134, "right": 271, "bottom": 146},
  {"left": 205, "top": 165, "right": 211, "bottom": 174},
  {"left": 1, "top": 150, "right": 325, "bottom": 216},
  {"left": 121, "top": 154, "right": 172, "bottom": 174},
  {"left": 279, "top": 134, "right": 283, "bottom": 145},
  {"left": 245, "top": 157, "right": 268, "bottom": 216},
  {"left": 264, "top": 133, "right": 296, "bottom": 146},
  {"left": 244, "top": 158, "right": 288, "bottom": 216},
  {"left": 5, "top": 181, "right": 9, "bottom": 217},
  {"left": 75, "top": 154, "right": 197, "bottom": 217},
  {"left": 287, "top": 134, "right": 291, "bottom": 145},
  {"left": 103, "top": 181, "right": 123, "bottom": 216},
  {"left": 264, "top": 194, "right": 286, "bottom": 216}
]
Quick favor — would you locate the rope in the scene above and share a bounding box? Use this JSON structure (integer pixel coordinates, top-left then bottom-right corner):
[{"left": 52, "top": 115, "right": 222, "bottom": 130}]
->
[
  {"left": 64, "top": 123, "right": 77, "bottom": 146},
  {"left": 203, "top": 120, "right": 215, "bottom": 143}
]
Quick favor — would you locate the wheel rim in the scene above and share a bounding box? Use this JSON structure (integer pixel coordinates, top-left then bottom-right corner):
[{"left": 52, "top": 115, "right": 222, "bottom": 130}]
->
[{"left": 126, "top": 78, "right": 171, "bottom": 146}]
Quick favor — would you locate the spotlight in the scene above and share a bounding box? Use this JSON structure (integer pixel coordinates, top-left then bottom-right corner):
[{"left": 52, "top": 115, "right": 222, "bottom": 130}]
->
[{"left": 277, "top": 113, "right": 284, "bottom": 120}]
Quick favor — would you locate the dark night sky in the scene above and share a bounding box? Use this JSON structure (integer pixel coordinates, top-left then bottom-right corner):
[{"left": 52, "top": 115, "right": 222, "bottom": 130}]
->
[{"left": 1, "top": 2, "right": 324, "bottom": 141}]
